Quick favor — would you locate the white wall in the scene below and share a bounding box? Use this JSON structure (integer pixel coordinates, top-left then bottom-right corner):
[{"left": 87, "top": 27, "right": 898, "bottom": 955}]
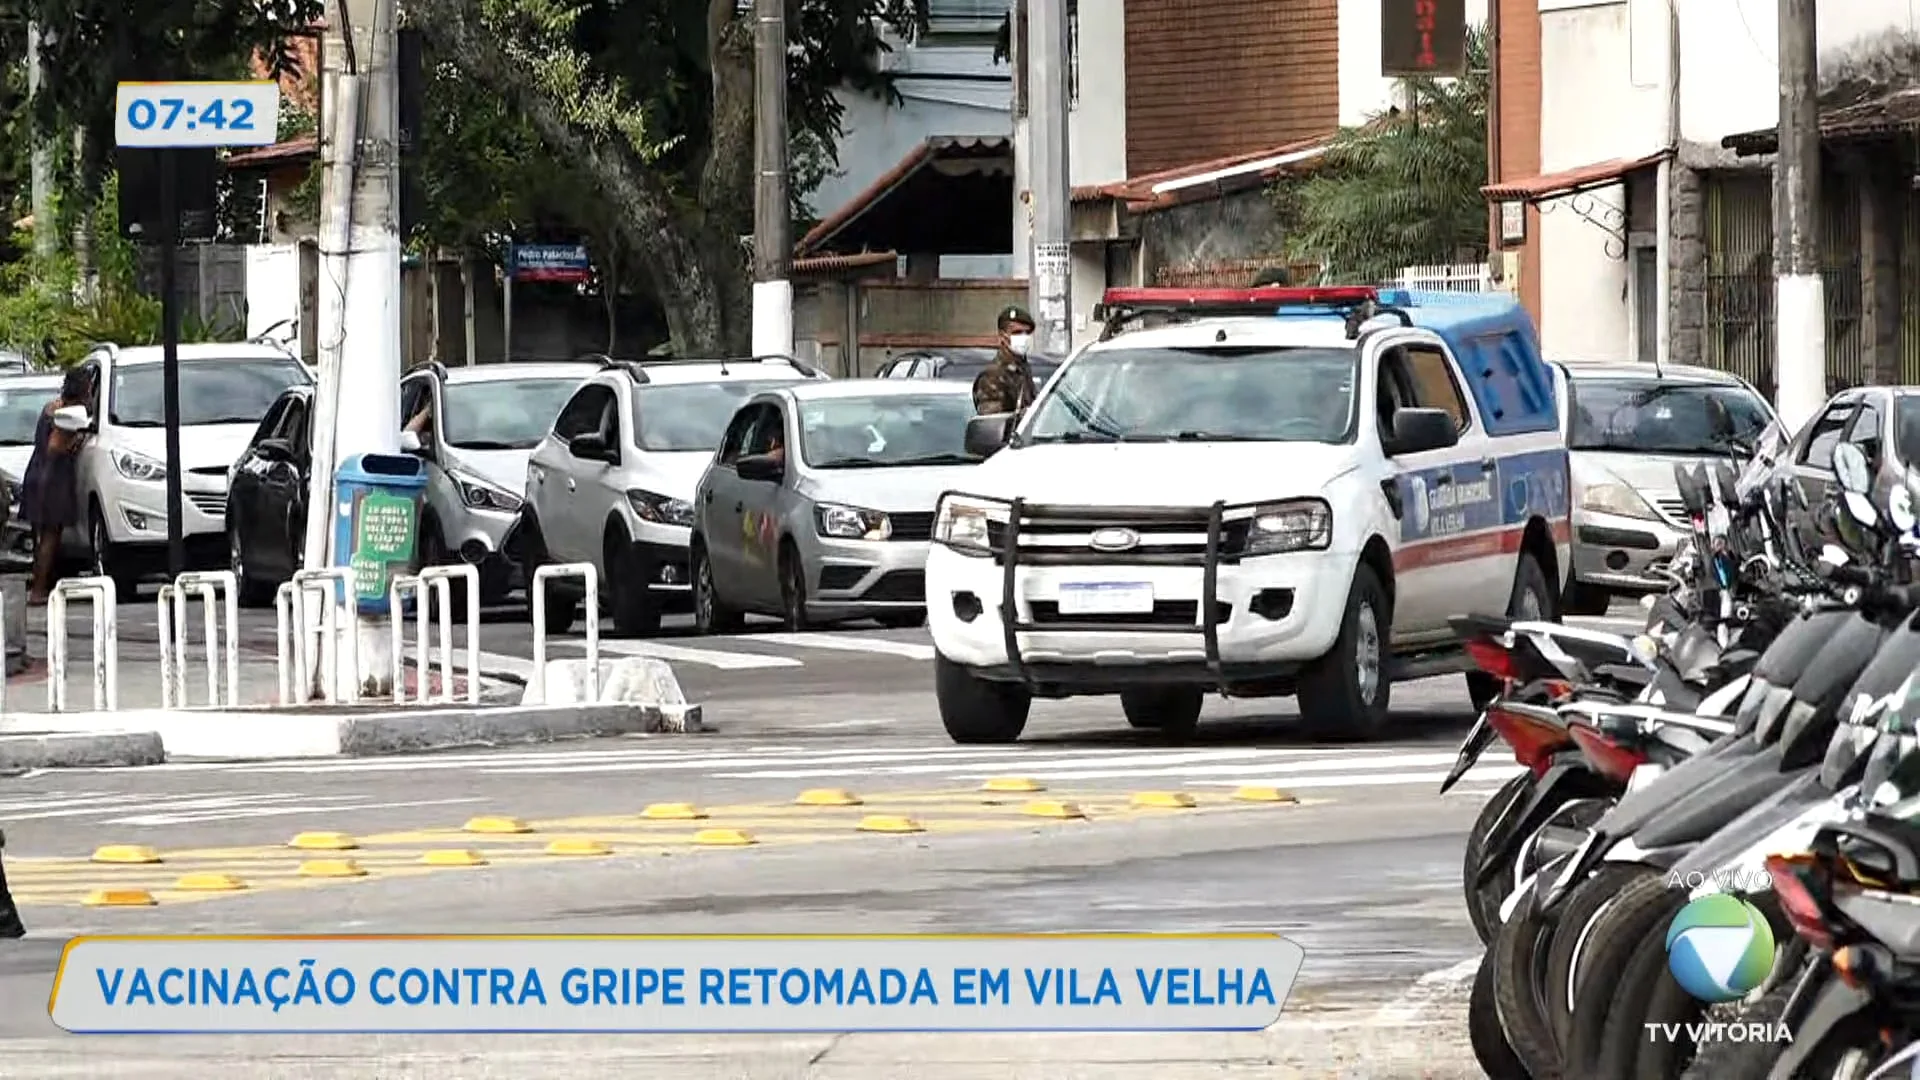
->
[
  {"left": 1678, "top": 0, "right": 1918, "bottom": 144},
  {"left": 1337, "top": 0, "right": 1490, "bottom": 125}
]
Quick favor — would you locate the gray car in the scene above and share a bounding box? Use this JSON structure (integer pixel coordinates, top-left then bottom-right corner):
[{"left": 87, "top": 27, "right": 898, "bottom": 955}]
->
[
  {"left": 690, "top": 380, "right": 980, "bottom": 632},
  {"left": 1553, "top": 361, "right": 1776, "bottom": 614}
]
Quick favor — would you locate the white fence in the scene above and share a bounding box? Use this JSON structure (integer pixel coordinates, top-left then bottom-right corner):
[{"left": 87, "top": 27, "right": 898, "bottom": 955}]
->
[{"left": 1382, "top": 262, "right": 1493, "bottom": 294}]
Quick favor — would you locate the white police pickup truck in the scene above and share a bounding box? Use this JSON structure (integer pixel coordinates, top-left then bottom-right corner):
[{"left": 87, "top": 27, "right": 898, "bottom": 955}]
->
[{"left": 927, "top": 286, "right": 1571, "bottom": 743}]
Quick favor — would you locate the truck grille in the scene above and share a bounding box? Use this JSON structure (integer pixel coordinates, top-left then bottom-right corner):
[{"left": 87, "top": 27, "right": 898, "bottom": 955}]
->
[
  {"left": 987, "top": 507, "right": 1252, "bottom": 566},
  {"left": 1027, "top": 599, "right": 1232, "bottom": 626},
  {"left": 889, "top": 511, "right": 935, "bottom": 542}
]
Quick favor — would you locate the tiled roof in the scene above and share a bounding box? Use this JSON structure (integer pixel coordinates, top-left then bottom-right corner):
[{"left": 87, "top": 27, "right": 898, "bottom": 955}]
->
[
  {"left": 1070, "top": 134, "right": 1334, "bottom": 213},
  {"left": 796, "top": 136, "right": 1012, "bottom": 255},
  {"left": 224, "top": 135, "right": 319, "bottom": 170},
  {"left": 1724, "top": 86, "right": 1920, "bottom": 155},
  {"left": 1480, "top": 151, "right": 1671, "bottom": 201}
]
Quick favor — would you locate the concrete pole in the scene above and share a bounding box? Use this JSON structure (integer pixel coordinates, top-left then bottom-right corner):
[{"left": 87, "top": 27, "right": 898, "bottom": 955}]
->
[
  {"left": 24, "top": 24, "right": 54, "bottom": 259},
  {"left": 751, "top": 0, "right": 793, "bottom": 359},
  {"left": 1773, "top": 0, "right": 1824, "bottom": 432},
  {"left": 1026, "top": 0, "right": 1072, "bottom": 357}
]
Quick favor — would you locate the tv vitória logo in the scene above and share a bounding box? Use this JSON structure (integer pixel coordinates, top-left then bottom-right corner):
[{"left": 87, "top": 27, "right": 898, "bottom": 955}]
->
[{"left": 1666, "top": 894, "right": 1775, "bottom": 1003}]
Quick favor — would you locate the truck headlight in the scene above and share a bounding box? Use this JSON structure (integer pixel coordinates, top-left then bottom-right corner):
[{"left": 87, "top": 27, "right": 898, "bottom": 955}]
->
[
  {"left": 1580, "top": 482, "right": 1659, "bottom": 521},
  {"left": 817, "top": 503, "right": 891, "bottom": 540},
  {"left": 1242, "top": 499, "right": 1332, "bottom": 555},
  {"left": 932, "top": 494, "right": 1004, "bottom": 554},
  {"left": 111, "top": 448, "right": 166, "bottom": 482},
  {"left": 454, "top": 472, "right": 522, "bottom": 513},
  {"left": 628, "top": 489, "right": 694, "bottom": 527}
]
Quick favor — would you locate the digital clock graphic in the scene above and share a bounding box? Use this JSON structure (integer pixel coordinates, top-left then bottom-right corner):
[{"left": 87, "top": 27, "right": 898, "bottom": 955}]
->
[{"left": 114, "top": 82, "right": 279, "bottom": 149}]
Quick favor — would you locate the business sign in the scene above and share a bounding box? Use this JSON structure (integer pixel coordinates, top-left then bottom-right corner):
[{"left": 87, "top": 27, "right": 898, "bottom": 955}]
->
[
  {"left": 114, "top": 82, "right": 280, "bottom": 148},
  {"left": 1380, "top": 0, "right": 1467, "bottom": 78},
  {"left": 510, "top": 244, "right": 593, "bottom": 283}
]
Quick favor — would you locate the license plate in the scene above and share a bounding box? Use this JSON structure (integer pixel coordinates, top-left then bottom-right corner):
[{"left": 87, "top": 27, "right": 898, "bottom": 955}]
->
[{"left": 1057, "top": 582, "right": 1155, "bottom": 615}]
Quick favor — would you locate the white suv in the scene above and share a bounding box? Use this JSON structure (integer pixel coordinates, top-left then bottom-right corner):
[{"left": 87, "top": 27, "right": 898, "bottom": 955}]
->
[
  {"left": 398, "top": 360, "right": 602, "bottom": 606},
  {"left": 521, "top": 356, "right": 824, "bottom": 634},
  {"left": 72, "top": 342, "right": 313, "bottom": 592}
]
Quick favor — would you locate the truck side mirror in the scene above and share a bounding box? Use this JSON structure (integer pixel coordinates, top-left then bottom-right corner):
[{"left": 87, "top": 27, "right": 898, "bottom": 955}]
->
[
  {"left": 965, "top": 413, "right": 1014, "bottom": 457},
  {"left": 1383, "top": 408, "right": 1458, "bottom": 456}
]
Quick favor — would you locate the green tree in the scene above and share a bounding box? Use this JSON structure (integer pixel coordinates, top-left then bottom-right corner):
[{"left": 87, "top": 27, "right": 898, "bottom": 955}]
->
[
  {"left": 407, "top": 0, "right": 928, "bottom": 353},
  {"left": 1272, "top": 25, "right": 1490, "bottom": 283}
]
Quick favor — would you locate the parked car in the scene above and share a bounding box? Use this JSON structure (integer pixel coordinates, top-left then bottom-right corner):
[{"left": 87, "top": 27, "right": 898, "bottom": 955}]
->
[
  {"left": 690, "top": 379, "right": 980, "bottom": 634},
  {"left": 0, "top": 372, "right": 63, "bottom": 480},
  {"left": 1762, "top": 384, "right": 1920, "bottom": 558},
  {"left": 398, "top": 360, "right": 602, "bottom": 606},
  {"left": 225, "top": 384, "right": 314, "bottom": 605},
  {"left": 71, "top": 342, "right": 312, "bottom": 592},
  {"left": 520, "top": 355, "right": 823, "bottom": 635},
  {"left": 1552, "top": 360, "right": 1775, "bottom": 614},
  {"left": 877, "top": 348, "right": 1060, "bottom": 391}
]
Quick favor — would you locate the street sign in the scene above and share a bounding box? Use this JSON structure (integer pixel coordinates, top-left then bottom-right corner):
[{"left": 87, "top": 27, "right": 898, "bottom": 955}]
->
[
  {"left": 114, "top": 81, "right": 280, "bottom": 148},
  {"left": 510, "top": 243, "right": 593, "bottom": 283},
  {"left": 115, "top": 80, "right": 281, "bottom": 575}
]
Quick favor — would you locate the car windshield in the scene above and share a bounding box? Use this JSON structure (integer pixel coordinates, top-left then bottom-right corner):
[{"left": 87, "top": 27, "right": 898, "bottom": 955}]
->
[
  {"left": 1568, "top": 379, "right": 1773, "bottom": 455},
  {"left": 1020, "top": 346, "right": 1359, "bottom": 444},
  {"left": 443, "top": 377, "right": 586, "bottom": 450},
  {"left": 110, "top": 358, "right": 311, "bottom": 427},
  {"left": 633, "top": 380, "right": 800, "bottom": 452},
  {"left": 800, "top": 393, "right": 977, "bottom": 468},
  {"left": 0, "top": 383, "right": 58, "bottom": 446}
]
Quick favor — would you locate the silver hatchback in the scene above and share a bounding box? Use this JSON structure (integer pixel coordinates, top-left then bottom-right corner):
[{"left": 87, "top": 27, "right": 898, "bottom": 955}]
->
[{"left": 689, "top": 380, "right": 981, "bottom": 632}]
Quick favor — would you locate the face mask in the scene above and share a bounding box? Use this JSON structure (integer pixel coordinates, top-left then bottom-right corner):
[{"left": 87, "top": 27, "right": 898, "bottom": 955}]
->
[{"left": 1006, "top": 332, "right": 1032, "bottom": 356}]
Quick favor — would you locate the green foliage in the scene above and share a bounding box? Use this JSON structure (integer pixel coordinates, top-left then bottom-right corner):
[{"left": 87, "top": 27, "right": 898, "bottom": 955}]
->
[{"left": 1272, "top": 25, "right": 1491, "bottom": 283}]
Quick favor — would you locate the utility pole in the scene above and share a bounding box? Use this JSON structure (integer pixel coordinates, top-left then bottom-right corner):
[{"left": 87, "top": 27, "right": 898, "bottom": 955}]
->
[
  {"left": 751, "top": 0, "right": 793, "bottom": 359},
  {"left": 1773, "top": 0, "right": 1824, "bottom": 433},
  {"left": 1026, "top": 0, "right": 1073, "bottom": 358},
  {"left": 24, "top": 23, "right": 54, "bottom": 259},
  {"left": 307, "top": 0, "right": 404, "bottom": 698}
]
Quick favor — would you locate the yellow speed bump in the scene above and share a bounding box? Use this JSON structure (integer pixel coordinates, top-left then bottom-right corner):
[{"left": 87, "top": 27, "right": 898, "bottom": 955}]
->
[
  {"left": 82, "top": 888, "right": 156, "bottom": 907},
  {"left": 641, "top": 802, "right": 706, "bottom": 820},
  {"left": 694, "top": 828, "right": 756, "bottom": 847},
  {"left": 1022, "top": 800, "right": 1086, "bottom": 820},
  {"left": 463, "top": 816, "right": 531, "bottom": 834},
  {"left": 288, "top": 831, "right": 357, "bottom": 851},
  {"left": 90, "top": 844, "right": 161, "bottom": 865},
  {"left": 1130, "top": 791, "right": 1198, "bottom": 809},
  {"left": 421, "top": 849, "right": 488, "bottom": 867},
  {"left": 175, "top": 873, "right": 247, "bottom": 892},
  {"left": 1232, "top": 786, "right": 1299, "bottom": 804},
  {"left": 982, "top": 777, "right": 1044, "bottom": 793},
  {"left": 545, "top": 838, "right": 611, "bottom": 857},
  {"left": 857, "top": 814, "right": 924, "bottom": 834},
  {"left": 298, "top": 859, "right": 367, "bottom": 878},
  {"left": 796, "top": 788, "right": 861, "bottom": 807}
]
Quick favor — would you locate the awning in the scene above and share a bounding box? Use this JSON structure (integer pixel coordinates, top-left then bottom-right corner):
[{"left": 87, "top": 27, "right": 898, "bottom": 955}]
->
[
  {"left": 1481, "top": 150, "right": 1671, "bottom": 202},
  {"left": 796, "top": 136, "right": 1012, "bottom": 257},
  {"left": 1071, "top": 134, "right": 1334, "bottom": 213}
]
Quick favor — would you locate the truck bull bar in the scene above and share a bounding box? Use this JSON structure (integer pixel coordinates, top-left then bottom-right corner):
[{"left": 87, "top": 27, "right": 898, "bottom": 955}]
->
[{"left": 996, "top": 497, "right": 1244, "bottom": 687}]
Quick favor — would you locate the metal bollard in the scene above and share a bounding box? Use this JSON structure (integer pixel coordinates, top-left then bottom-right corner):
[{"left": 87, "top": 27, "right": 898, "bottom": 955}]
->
[
  {"left": 47, "top": 575, "right": 118, "bottom": 712},
  {"left": 284, "top": 567, "right": 358, "bottom": 703},
  {"left": 157, "top": 570, "right": 240, "bottom": 708},
  {"left": 530, "top": 562, "right": 598, "bottom": 705},
  {"left": 274, "top": 581, "right": 297, "bottom": 705},
  {"left": 388, "top": 563, "right": 481, "bottom": 705}
]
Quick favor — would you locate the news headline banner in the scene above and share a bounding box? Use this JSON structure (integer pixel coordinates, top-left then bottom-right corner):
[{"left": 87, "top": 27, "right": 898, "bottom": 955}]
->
[{"left": 50, "top": 934, "right": 1304, "bottom": 1033}]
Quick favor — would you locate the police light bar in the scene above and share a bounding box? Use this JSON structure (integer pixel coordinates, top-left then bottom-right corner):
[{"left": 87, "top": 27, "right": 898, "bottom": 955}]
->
[{"left": 1100, "top": 286, "right": 1381, "bottom": 308}]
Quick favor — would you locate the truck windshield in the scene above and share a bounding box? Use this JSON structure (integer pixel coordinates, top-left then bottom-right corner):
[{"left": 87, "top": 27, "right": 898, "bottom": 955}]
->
[
  {"left": 1020, "top": 346, "right": 1357, "bottom": 444},
  {"left": 1568, "top": 379, "right": 1773, "bottom": 455}
]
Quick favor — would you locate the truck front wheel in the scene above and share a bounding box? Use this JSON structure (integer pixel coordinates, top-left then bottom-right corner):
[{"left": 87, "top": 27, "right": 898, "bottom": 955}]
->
[
  {"left": 1298, "top": 565, "right": 1393, "bottom": 741},
  {"left": 936, "top": 653, "right": 1031, "bottom": 744}
]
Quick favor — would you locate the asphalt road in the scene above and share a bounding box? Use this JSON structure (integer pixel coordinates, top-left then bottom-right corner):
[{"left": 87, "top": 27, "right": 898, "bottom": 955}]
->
[{"left": 0, "top": 596, "right": 1648, "bottom": 1076}]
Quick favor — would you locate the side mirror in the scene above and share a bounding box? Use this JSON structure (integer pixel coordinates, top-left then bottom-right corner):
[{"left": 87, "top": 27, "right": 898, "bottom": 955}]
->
[
  {"left": 51, "top": 405, "right": 89, "bottom": 433},
  {"left": 568, "top": 431, "right": 614, "bottom": 463},
  {"left": 1383, "top": 408, "right": 1458, "bottom": 456},
  {"left": 256, "top": 437, "right": 294, "bottom": 463},
  {"left": 1834, "top": 441, "right": 1872, "bottom": 494},
  {"left": 965, "top": 413, "right": 1014, "bottom": 458},
  {"left": 399, "top": 429, "right": 423, "bottom": 454},
  {"left": 735, "top": 453, "right": 784, "bottom": 483}
]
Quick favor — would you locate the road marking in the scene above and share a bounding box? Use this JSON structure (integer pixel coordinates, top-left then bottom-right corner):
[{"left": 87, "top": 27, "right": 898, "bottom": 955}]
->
[
  {"left": 713, "top": 746, "right": 1369, "bottom": 780},
  {"left": 599, "top": 639, "right": 802, "bottom": 670},
  {"left": 935, "top": 750, "right": 1468, "bottom": 782},
  {"left": 105, "top": 797, "right": 487, "bottom": 827},
  {"left": 1371, "top": 957, "right": 1481, "bottom": 1025},
  {"left": 749, "top": 633, "right": 936, "bottom": 661},
  {"left": 1208, "top": 766, "right": 1525, "bottom": 790}
]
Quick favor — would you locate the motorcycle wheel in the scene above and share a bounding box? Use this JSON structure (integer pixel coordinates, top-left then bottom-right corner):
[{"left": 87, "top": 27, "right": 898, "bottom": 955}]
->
[
  {"left": 1564, "top": 872, "right": 1688, "bottom": 1078},
  {"left": 1633, "top": 895, "right": 1789, "bottom": 1078},
  {"left": 1471, "top": 947, "right": 1532, "bottom": 1079},
  {"left": 1492, "top": 880, "right": 1563, "bottom": 1078},
  {"left": 1543, "top": 864, "right": 1655, "bottom": 1053},
  {"left": 1465, "top": 773, "right": 1534, "bottom": 945},
  {"left": 1676, "top": 974, "right": 1792, "bottom": 1080}
]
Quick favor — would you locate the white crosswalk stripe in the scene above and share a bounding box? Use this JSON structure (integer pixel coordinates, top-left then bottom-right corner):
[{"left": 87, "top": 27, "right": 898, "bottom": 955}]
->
[{"left": 0, "top": 789, "right": 485, "bottom": 826}]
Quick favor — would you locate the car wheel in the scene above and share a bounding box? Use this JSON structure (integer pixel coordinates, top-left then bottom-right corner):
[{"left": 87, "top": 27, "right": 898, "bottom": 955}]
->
[
  {"left": 935, "top": 653, "right": 1030, "bottom": 744},
  {"left": 605, "top": 527, "right": 661, "bottom": 638},
  {"left": 691, "top": 539, "right": 744, "bottom": 635},
  {"left": 778, "top": 541, "right": 812, "bottom": 632},
  {"left": 227, "top": 507, "right": 274, "bottom": 608},
  {"left": 1120, "top": 687, "right": 1203, "bottom": 740},
  {"left": 89, "top": 504, "right": 139, "bottom": 597},
  {"left": 1298, "top": 565, "right": 1392, "bottom": 740}
]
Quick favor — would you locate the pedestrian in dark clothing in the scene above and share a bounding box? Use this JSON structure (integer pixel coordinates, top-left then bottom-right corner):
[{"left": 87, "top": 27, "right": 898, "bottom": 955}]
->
[
  {"left": 973, "top": 304, "right": 1039, "bottom": 416},
  {"left": 20, "top": 366, "right": 92, "bottom": 604},
  {"left": 0, "top": 830, "right": 20, "bottom": 938}
]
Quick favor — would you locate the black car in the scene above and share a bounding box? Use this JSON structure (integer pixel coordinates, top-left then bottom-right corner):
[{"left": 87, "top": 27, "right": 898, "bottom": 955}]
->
[
  {"left": 226, "top": 385, "right": 313, "bottom": 605},
  {"left": 876, "top": 348, "right": 1060, "bottom": 390}
]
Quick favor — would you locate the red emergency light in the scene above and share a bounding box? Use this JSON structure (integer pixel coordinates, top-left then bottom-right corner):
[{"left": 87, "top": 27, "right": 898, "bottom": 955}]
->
[{"left": 1100, "top": 286, "right": 1381, "bottom": 308}]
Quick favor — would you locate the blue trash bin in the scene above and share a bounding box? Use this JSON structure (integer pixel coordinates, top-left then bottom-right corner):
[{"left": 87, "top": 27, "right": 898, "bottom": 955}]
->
[{"left": 332, "top": 452, "right": 429, "bottom": 616}]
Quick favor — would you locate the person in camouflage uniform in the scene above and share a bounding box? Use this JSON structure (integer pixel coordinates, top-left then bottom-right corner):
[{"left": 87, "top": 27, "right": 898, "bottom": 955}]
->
[{"left": 973, "top": 304, "right": 1039, "bottom": 416}]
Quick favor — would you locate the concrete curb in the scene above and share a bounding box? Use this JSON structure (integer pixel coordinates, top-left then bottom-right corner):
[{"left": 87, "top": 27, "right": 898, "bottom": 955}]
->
[{"left": 0, "top": 730, "right": 166, "bottom": 769}]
